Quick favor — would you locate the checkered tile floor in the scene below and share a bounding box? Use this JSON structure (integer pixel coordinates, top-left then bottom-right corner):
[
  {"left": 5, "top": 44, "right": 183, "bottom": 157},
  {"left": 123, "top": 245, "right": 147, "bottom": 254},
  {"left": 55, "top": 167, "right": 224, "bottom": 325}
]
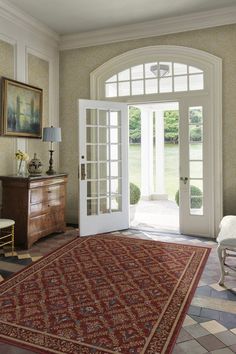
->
[{"left": 0, "top": 228, "right": 236, "bottom": 354}]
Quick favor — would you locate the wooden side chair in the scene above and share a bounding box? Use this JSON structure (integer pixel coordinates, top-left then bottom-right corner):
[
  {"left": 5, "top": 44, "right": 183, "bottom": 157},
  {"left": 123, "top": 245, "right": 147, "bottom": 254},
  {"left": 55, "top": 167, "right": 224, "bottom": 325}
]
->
[
  {"left": 0, "top": 219, "right": 15, "bottom": 256},
  {"left": 217, "top": 215, "right": 236, "bottom": 285}
]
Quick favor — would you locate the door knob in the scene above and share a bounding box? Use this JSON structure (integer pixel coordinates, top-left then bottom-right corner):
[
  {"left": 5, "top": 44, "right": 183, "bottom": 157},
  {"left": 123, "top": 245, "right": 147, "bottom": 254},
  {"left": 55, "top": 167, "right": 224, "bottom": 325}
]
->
[{"left": 180, "top": 177, "right": 188, "bottom": 184}]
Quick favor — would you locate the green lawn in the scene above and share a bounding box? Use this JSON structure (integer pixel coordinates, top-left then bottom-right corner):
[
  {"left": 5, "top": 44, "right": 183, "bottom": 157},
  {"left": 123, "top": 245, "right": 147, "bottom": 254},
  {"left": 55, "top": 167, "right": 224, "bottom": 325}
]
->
[{"left": 129, "top": 143, "right": 201, "bottom": 201}]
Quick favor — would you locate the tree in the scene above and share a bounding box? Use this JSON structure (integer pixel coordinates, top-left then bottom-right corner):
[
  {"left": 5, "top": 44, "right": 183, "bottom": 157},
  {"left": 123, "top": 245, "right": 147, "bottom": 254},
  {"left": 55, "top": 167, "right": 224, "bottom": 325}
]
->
[
  {"left": 129, "top": 106, "right": 141, "bottom": 143},
  {"left": 164, "top": 110, "right": 179, "bottom": 143}
]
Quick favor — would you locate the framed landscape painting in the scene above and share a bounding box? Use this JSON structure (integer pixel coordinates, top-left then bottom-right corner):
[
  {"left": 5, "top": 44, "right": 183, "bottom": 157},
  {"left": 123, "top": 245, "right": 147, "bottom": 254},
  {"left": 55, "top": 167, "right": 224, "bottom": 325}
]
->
[{"left": 1, "top": 77, "right": 43, "bottom": 138}]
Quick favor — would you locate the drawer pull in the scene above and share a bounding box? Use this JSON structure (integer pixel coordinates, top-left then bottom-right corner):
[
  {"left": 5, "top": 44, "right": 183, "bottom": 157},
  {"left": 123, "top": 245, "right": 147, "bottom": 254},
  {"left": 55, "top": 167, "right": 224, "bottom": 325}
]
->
[{"left": 48, "top": 190, "right": 52, "bottom": 193}]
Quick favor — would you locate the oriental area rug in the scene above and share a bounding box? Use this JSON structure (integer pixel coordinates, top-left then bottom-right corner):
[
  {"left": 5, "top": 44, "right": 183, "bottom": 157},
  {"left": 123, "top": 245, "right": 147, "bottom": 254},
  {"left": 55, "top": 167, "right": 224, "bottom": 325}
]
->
[{"left": 0, "top": 235, "right": 210, "bottom": 354}]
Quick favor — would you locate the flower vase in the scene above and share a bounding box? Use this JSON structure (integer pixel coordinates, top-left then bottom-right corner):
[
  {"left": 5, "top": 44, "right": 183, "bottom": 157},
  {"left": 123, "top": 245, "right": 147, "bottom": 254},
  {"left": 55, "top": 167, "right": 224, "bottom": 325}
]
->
[{"left": 17, "top": 160, "right": 24, "bottom": 176}]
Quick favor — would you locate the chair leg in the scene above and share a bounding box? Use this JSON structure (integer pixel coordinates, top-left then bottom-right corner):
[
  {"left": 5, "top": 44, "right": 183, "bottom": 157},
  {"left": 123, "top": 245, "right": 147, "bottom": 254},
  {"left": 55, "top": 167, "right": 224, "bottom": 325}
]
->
[
  {"left": 11, "top": 225, "right": 14, "bottom": 256},
  {"left": 217, "top": 244, "right": 226, "bottom": 286}
]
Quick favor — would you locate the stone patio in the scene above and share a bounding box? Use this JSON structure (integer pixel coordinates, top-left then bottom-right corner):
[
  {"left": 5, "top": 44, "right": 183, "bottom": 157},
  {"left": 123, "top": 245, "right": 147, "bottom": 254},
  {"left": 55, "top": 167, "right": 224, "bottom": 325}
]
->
[{"left": 130, "top": 199, "right": 179, "bottom": 232}]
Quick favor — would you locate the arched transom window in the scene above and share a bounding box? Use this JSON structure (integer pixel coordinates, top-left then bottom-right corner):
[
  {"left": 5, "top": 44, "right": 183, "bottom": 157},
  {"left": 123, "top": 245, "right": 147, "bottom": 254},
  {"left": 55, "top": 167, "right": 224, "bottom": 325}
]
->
[{"left": 105, "top": 62, "right": 204, "bottom": 98}]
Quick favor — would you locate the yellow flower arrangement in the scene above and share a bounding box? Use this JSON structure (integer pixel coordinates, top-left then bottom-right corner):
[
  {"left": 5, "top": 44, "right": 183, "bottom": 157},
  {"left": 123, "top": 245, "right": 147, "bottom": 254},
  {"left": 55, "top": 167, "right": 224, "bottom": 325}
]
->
[
  {"left": 15, "top": 150, "right": 29, "bottom": 175},
  {"left": 15, "top": 150, "right": 29, "bottom": 161}
]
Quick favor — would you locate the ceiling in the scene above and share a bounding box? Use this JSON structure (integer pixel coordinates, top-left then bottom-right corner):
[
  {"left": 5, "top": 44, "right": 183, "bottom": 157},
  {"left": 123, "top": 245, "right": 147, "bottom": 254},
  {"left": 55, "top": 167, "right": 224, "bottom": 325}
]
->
[{"left": 7, "top": 0, "right": 236, "bottom": 35}]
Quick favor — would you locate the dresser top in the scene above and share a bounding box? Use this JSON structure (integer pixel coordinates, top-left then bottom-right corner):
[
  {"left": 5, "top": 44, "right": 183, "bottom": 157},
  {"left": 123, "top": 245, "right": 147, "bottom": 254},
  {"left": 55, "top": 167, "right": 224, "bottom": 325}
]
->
[{"left": 0, "top": 173, "right": 68, "bottom": 182}]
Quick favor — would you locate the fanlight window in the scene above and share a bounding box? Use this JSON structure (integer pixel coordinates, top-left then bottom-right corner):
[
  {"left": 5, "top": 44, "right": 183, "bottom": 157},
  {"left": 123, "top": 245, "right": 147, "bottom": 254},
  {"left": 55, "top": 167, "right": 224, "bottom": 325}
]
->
[{"left": 105, "top": 62, "right": 204, "bottom": 97}]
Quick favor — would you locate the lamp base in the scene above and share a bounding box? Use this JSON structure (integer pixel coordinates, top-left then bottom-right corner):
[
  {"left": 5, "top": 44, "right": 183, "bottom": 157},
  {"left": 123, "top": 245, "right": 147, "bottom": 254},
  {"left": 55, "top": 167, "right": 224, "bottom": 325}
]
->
[
  {"left": 46, "top": 150, "right": 56, "bottom": 175},
  {"left": 46, "top": 169, "right": 57, "bottom": 175}
]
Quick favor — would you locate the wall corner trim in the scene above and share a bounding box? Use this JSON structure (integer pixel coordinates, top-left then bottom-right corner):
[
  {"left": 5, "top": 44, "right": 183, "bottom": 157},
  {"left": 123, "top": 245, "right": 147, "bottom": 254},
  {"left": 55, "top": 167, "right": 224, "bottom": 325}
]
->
[{"left": 0, "top": 0, "right": 59, "bottom": 46}]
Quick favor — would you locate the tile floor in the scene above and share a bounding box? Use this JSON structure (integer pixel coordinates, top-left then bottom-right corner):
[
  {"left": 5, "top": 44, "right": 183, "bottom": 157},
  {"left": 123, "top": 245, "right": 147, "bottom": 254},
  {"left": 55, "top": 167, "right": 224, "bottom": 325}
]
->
[{"left": 0, "top": 228, "right": 236, "bottom": 354}]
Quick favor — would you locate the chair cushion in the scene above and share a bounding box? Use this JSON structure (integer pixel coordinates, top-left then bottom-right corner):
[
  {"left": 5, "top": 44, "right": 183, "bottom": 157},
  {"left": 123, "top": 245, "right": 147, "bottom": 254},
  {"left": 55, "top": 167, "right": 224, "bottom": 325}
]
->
[
  {"left": 217, "top": 215, "right": 236, "bottom": 247},
  {"left": 0, "top": 219, "right": 15, "bottom": 229}
]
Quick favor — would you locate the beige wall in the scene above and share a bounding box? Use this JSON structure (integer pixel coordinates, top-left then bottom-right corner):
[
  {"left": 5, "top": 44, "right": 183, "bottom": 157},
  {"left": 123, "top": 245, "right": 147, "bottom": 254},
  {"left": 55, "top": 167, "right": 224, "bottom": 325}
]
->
[
  {"left": 0, "top": 40, "right": 15, "bottom": 176},
  {"left": 28, "top": 54, "right": 50, "bottom": 170},
  {"left": 60, "top": 24, "right": 236, "bottom": 223}
]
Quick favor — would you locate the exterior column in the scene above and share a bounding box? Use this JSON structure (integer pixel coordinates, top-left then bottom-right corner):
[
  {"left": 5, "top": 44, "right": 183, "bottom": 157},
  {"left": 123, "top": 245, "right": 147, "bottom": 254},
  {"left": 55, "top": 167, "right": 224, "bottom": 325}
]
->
[
  {"left": 140, "top": 107, "right": 153, "bottom": 199},
  {"left": 153, "top": 110, "right": 168, "bottom": 200}
]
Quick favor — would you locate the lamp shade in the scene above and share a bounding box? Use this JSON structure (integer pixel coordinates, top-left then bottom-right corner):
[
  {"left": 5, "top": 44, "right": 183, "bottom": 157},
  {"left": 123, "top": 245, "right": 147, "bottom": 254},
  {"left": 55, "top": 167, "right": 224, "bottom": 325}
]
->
[{"left": 42, "top": 127, "right": 61, "bottom": 142}]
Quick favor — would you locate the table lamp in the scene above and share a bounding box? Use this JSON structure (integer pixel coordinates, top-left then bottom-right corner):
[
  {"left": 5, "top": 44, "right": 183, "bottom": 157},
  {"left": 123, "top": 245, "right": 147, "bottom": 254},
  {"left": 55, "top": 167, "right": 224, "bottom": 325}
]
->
[{"left": 42, "top": 126, "right": 61, "bottom": 175}]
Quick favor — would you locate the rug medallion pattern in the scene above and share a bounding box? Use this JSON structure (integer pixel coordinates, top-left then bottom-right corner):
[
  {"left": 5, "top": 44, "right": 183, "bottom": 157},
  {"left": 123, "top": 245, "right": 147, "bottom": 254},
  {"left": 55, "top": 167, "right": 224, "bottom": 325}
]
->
[{"left": 0, "top": 235, "right": 210, "bottom": 353}]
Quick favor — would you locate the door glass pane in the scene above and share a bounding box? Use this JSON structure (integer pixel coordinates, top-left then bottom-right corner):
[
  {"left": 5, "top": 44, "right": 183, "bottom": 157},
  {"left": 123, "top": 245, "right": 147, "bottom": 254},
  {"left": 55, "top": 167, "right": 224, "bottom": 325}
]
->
[
  {"left": 110, "top": 162, "right": 121, "bottom": 177},
  {"left": 118, "top": 69, "right": 130, "bottom": 81},
  {"left": 106, "top": 74, "right": 117, "bottom": 83},
  {"left": 110, "top": 145, "right": 120, "bottom": 160},
  {"left": 87, "top": 163, "right": 98, "bottom": 179},
  {"left": 110, "top": 128, "right": 121, "bottom": 143},
  {"left": 189, "top": 144, "right": 202, "bottom": 160},
  {"left": 131, "top": 65, "right": 143, "bottom": 79},
  {"left": 190, "top": 161, "right": 203, "bottom": 179},
  {"left": 99, "top": 128, "right": 109, "bottom": 143},
  {"left": 174, "top": 76, "right": 187, "bottom": 92},
  {"left": 87, "top": 182, "right": 97, "bottom": 197},
  {"left": 189, "top": 107, "right": 203, "bottom": 124},
  {"left": 105, "top": 83, "right": 117, "bottom": 97},
  {"left": 190, "top": 180, "right": 203, "bottom": 215},
  {"left": 87, "top": 145, "right": 97, "bottom": 161},
  {"left": 145, "top": 79, "right": 158, "bottom": 94},
  {"left": 118, "top": 82, "right": 130, "bottom": 97},
  {"left": 189, "top": 125, "right": 203, "bottom": 143},
  {"left": 87, "top": 199, "right": 98, "bottom": 215},
  {"left": 99, "top": 110, "right": 108, "bottom": 126},
  {"left": 110, "top": 111, "right": 121, "bottom": 126},
  {"left": 86, "top": 109, "right": 97, "bottom": 125},
  {"left": 189, "top": 66, "right": 203, "bottom": 74},
  {"left": 100, "top": 198, "right": 110, "bottom": 214},
  {"left": 111, "top": 197, "right": 122, "bottom": 212},
  {"left": 159, "top": 77, "right": 172, "bottom": 93},
  {"left": 131, "top": 80, "right": 144, "bottom": 95},
  {"left": 86, "top": 127, "right": 97, "bottom": 143},
  {"left": 174, "top": 63, "right": 187, "bottom": 75},
  {"left": 111, "top": 179, "right": 121, "bottom": 194},
  {"left": 99, "top": 145, "right": 109, "bottom": 161},
  {"left": 189, "top": 74, "right": 204, "bottom": 90},
  {"left": 100, "top": 163, "right": 109, "bottom": 178},
  {"left": 159, "top": 62, "right": 172, "bottom": 76},
  {"left": 145, "top": 62, "right": 157, "bottom": 78},
  {"left": 100, "top": 180, "right": 109, "bottom": 196}
]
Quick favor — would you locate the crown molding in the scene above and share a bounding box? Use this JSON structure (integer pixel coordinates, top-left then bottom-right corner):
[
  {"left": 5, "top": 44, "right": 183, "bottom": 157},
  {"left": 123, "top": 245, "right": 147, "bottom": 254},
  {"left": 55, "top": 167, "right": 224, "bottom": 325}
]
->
[
  {"left": 0, "top": 0, "right": 59, "bottom": 46},
  {"left": 60, "top": 5, "right": 236, "bottom": 50}
]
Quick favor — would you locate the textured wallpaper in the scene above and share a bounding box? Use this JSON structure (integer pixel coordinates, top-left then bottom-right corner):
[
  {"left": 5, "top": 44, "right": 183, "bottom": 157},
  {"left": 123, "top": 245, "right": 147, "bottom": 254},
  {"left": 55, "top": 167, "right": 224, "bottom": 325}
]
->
[
  {"left": 28, "top": 53, "right": 50, "bottom": 174},
  {"left": 0, "top": 40, "right": 15, "bottom": 176},
  {"left": 60, "top": 24, "right": 236, "bottom": 222}
]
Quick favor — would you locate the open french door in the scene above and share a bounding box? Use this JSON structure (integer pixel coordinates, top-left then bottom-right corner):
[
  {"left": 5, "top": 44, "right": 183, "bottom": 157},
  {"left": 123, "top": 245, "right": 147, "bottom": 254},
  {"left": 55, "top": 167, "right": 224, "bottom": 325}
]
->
[
  {"left": 78, "top": 99, "right": 129, "bottom": 236},
  {"left": 179, "top": 96, "right": 214, "bottom": 237}
]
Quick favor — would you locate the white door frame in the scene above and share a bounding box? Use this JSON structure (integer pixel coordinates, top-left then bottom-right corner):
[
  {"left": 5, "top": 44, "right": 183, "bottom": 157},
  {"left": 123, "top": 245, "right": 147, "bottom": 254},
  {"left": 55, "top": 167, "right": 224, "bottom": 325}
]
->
[{"left": 90, "top": 45, "right": 222, "bottom": 238}]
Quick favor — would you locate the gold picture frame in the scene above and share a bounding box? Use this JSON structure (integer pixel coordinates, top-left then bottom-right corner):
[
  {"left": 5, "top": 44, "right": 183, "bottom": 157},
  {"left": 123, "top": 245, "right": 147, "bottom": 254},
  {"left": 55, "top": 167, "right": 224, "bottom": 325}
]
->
[{"left": 1, "top": 77, "right": 43, "bottom": 138}]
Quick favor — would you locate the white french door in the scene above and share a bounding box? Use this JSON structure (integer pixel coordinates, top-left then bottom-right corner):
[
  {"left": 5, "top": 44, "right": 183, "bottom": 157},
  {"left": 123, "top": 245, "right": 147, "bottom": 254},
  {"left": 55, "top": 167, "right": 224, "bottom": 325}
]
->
[
  {"left": 78, "top": 99, "right": 129, "bottom": 236},
  {"left": 179, "top": 96, "right": 213, "bottom": 237}
]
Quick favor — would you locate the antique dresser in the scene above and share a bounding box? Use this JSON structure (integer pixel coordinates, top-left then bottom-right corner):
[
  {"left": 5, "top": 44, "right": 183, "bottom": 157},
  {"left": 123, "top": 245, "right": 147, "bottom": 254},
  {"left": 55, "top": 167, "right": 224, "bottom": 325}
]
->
[{"left": 0, "top": 174, "right": 67, "bottom": 249}]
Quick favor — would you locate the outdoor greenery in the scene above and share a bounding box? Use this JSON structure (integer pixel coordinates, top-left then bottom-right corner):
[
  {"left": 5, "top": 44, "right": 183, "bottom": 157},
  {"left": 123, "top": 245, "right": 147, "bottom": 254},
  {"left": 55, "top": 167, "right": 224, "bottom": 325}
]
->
[
  {"left": 129, "top": 107, "right": 141, "bottom": 143},
  {"left": 129, "top": 106, "right": 202, "bottom": 144},
  {"left": 130, "top": 182, "right": 141, "bottom": 205},
  {"left": 175, "top": 185, "right": 203, "bottom": 209}
]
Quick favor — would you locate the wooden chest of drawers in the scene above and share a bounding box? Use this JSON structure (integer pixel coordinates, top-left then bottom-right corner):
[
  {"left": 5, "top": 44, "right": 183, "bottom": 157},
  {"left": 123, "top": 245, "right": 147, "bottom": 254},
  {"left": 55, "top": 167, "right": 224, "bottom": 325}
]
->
[{"left": 0, "top": 174, "right": 67, "bottom": 249}]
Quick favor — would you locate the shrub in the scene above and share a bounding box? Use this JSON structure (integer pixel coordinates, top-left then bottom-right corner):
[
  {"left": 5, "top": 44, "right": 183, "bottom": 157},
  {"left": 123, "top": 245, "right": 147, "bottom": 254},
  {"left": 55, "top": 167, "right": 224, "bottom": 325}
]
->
[
  {"left": 130, "top": 182, "right": 141, "bottom": 205},
  {"left": 175, "top": 185, "right": 202, "bottom": 209}
]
